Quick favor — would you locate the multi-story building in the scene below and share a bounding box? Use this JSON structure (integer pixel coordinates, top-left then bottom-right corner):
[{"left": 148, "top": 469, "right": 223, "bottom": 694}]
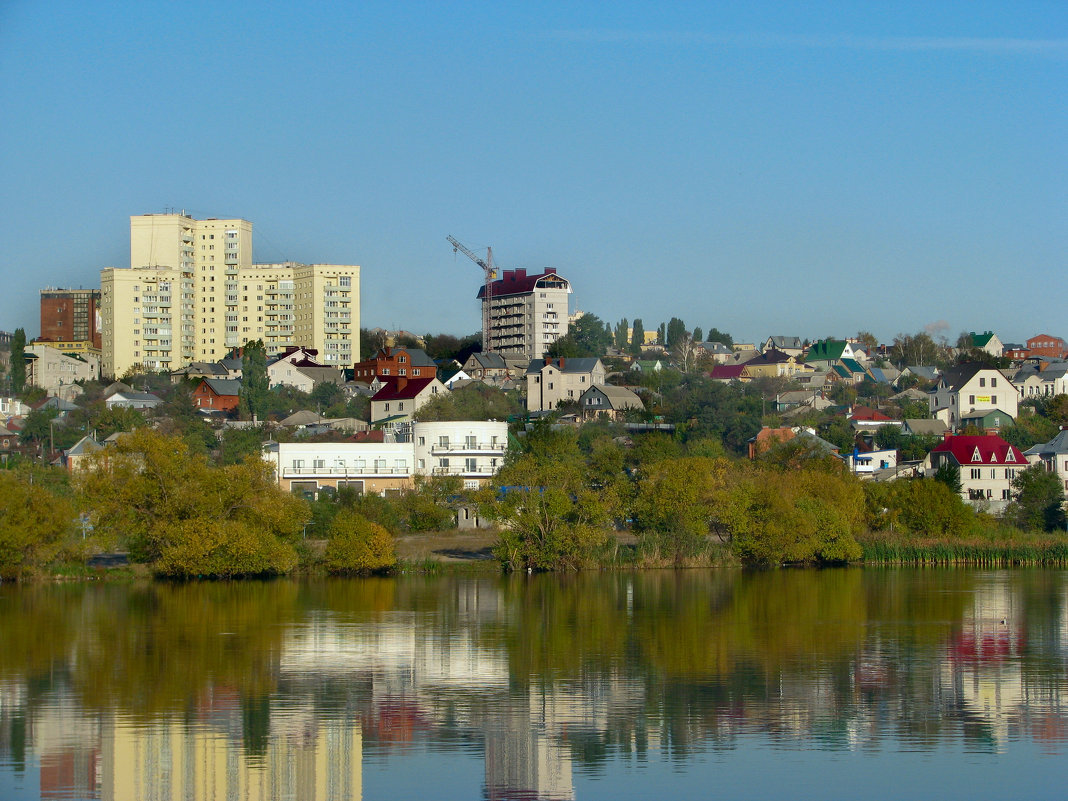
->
[
  {"left": 262, "top": 420, "right": 508, "bottom": 496},
  {"left": 525, "top": 357, "right": 605, "bottom": 412},
  {"left": 925, "top": 432, "right": 1028, "bottom": 513},
  {"left": 477, "top": 268, "right": 571, "bottom": 360},
  {"left": 930, "top": 363, "right": 1019, "bottom": 430},
  {"left": 24, "top": 343, "right": 101, "bottom": 392},
  {"left": 101, "top": 214, "right": 358, "bottom": 377},
  {"left": 38, "top": 288, "right": 101, "bottom": 350}
]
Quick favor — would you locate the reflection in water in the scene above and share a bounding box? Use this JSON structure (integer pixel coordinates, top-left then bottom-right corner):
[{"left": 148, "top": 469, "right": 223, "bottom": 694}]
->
[{"left": 1, "top": 569, "right": 1067, "bottom": 799}]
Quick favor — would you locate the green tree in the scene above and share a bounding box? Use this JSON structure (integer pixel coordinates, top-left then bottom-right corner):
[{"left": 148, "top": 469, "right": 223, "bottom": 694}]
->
[
  {"left": 19, "top": 407, "right": 59, "bottom": 446},
  {"left": 933, "top": 461, "right": 962, "bottom": 494},
  {"left": 0, "top": 471, "right": 75, "bottom": 579},
  {"left": 692, "top": 326, "right": 703, "bottom": 343},
  {"left": 413, "top": 384, "right": 522, "bottom": 421},
  {"left": 613, "top": 318, "right": 629, "bottom": 349},
  {"left": 77, "top": 429, "right": 308, "bottom": 576},
  {"left": 657, "top": 322, "right": 666, "bottom": 344},
  {"left": 239, "top": 340, "right": 269, "bottom": 421},
  {"left": 666, "top": 317, "right": 687, "bottom": 349},
  {"left": 9, "top": 328, "right": 26, "bottom": 394},
  {"left": 324, "top": 511, "right": 396, "bottom": 573},
  {"left": 1008, "top": 465, "right": 1067, "bottom": 531},
  {"left": 545, "top": 313, "right": 613, "bottom": 359},
  {"left": 630, "top": 319, "right": 645, "bottom": 356},
  {"left": 706, "top": 327, "right": 733, "bottom": 347}
]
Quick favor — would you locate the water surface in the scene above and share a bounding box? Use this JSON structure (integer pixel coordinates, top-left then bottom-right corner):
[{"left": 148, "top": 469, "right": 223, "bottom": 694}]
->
[{"left": 1, "top": 568, "right": 1065, "bottom": 799}]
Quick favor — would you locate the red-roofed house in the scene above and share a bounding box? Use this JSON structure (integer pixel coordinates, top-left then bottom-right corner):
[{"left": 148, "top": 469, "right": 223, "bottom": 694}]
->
[
  {"left": 370, "top": 376, "right": 446, "bottom": 425},
  {"left": 709, "top": 364, "right": 748, "bottom": 383},
  {"left": 925, "top": 432, "right": 1027, "bottom": 512},
  {"left": 848, "top": 406, "right": 901, "bottom": 430}
]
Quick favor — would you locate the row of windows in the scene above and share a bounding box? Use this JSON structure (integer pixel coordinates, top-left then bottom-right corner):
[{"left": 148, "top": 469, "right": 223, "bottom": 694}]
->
[{"left": 969, "top": 468, "right": 1018, "bottom": 480}]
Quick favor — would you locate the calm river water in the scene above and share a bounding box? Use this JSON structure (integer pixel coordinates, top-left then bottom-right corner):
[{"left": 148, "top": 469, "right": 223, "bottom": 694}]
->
[{"left": 1, "top": 568, "right": 1066, "bottom": 800}]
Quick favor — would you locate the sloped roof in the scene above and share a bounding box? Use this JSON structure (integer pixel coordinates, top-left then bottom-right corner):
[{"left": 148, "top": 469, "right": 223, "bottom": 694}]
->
[
  {"left": 938, "top": 363, "right": 990, "bottom": 391},
  {"left": 476, "top": 268, "right": 570, "bottom": 299},
  {"left": 1025, "top": 429, "right": 1068, "bottom": 457},
  {"left": 904, "top": 365, "right": 939, "bottom": 381},
  {"left": 280, "top": 410, "right": 325, "bottom": 426},
  {"left": 103, "top": 381, "right": 133, "bottom": 397},
  {"left": 970, "top": 332, "right": 996, "bottom": 348},
  {"left": 806, "top": 341, "right": 848, "bottom": 362},
  {"left": 583, "top": 384, "right": 643, "bottom": 410},
  {"left": 66, "top": 435, "right": 101, "bottom": 456},
  {"left": 710, "top": 364, "right": 746, "bottom": 380},
  {"left": 295, "top": 366, "right": 345, "bottom": 386},
  {"left": 840, "top": 358, "right": 865, "bottom": 374},
  {"left": 902, "top": 419, "right": 949, "bottom": 436},
  {"left": 200, "top": 378, "right": 243, "bottom": 397},
  {"left": 371, "top": 376, "right": 438, "bottom": 401},
  {"left": 467, "top": 352, "right": 508, "bottom": 370},
  {"left": 849, "top": 405, "right": 893, "bottom": 422},
  {"left": 931, "top": 434, "right": 1025, "bottom": 465},
  {"left": 765, "top": 336, "right": 803, "bottom": 350},
  {"left": 525, "top": 357, "right": 602, "bottom": 375}
]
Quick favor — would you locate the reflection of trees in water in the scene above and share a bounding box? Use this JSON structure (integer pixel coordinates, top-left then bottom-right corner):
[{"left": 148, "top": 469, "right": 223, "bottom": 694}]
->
[{"left": 2, "top": 569, "right": 1068, "bottom": 794}]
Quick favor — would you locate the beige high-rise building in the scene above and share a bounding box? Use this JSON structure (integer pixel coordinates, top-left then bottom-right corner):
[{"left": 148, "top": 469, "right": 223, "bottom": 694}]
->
[{"left": 101, "top": 214, "right": 359, "bottom": 378}]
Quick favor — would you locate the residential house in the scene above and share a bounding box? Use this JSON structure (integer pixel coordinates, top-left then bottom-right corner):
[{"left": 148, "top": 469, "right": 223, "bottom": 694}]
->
[
  {"left": 748, "top": 426, "right": 841, "bottom": 460},
  {"left": 525, "top": 357, "right": 606, "bottom": 412},
  {"left": 762, "top": 336, "right": 804, "bottom": 358},
  {"left": 579, "top": 384, "right": 644, "bottom": 421},
  {"left": 898, "top": 365, "right": 940, "bottom": 385},
  {"left": 694, "top": 342, "right": 735, "bottom": 363},
  {"left": 412, "top": 420, "right": 510, "bottom": 489},
  {"left": 1024, "top": 429, "right": 1068, "bottom": 498},
  {"left": 929, "top": 363, "right": 1018, "bottom": 429},
  {"left": 925, "top": 432, "right": 1027, "bottom": 513},
  {"left": 169, "top": 361, "right": 229, "bottom": 384},
  {"left": 960, "top": 408, "right": 1015, "bottom": 432},
  {"left": 845, "top": 447, "right": 898, "bottom": 476},
  {"left": 965, "top": 331, "right": 1004, "bottom": 358},
  {"left": 848, "top": 406, "right": 901, "bottom": 430},
  {"left": 105, "top": 390, "right": 163, "bottom": 410},
  {"left": 192, "top": 378, "right": 242, "bottom": 413},
  {"left": 0, "top": 397, "right": 32, "bottom": 418},
  {"left": 901, "top": 419, "right": 949, "bottom": 437},
  {"left": 1013, "top": 363, "right": 1068, "bottom": 399},
  {"left": 262, "top": 419, "right": 508, "bottom": 497},
  {"left": 461, "top": 352, "right": 512, "bottom": 384},
  {"left": 353, "top": 346, "right": 439, "bottom": 382},
  {"left": 63, "top": 435, "right": 102, "bottom": 472},
  {"left": 629, "top": 359, "right": 664, "bottom": 374},
  {"left": 1025, "top": 334, "right": 1067, "bottom": 360},
  {"left": 743, "top": 349, "right": 806, "bottom": 378},
  {"left": 804, "top": 340, "right": 861, "bottom": 370},
  {"left": 370, "top": 376, "right": 447, "bottom": 425},
  {"left": 709, "top": 364, "right": 748, "bottom": 383},
  {"left": 24, "top": 343, "right": 100, "bottom": 392}
]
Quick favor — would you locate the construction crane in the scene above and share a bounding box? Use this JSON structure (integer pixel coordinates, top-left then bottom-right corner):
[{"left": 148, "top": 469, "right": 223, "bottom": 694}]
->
[{"left": 447, "top": 235, "right": 497, "bottom": 353}]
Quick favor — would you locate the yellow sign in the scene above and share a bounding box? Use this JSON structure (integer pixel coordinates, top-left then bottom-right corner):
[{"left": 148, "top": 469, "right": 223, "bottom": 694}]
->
[{"left": 976, "top": 396, "right": 991, "bottom": 403}]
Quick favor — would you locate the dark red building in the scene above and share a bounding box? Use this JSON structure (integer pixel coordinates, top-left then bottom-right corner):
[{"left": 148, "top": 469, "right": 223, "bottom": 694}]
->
[{"left": 39, "top": 288, "right": 101, "bottom": 348}]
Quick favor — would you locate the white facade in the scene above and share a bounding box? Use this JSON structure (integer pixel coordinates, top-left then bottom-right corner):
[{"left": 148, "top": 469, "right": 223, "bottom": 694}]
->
[
  {"left": 262, "top": 420, "right": 509, "bottom": 496},
  {"left": 412, "top": 421, "right": 509, "bottom": 489},
  {"left": 484, "top": 269, "right": 572, "bottom": 360},
  {"left": 25, "top": 343, "right": 100, "bottom": 391},
  {"left": 930, "top": 367, "right": 1019, "bottom": 429}
]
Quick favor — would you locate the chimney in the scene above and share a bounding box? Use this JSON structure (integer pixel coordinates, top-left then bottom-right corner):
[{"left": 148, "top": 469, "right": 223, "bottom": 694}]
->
[
  {"left": 943, "top": 431, "right": 952, "bottom": 441},
  {"left": 397, "top": 377, "right": 407, "bottom": 391},
  {"left": 515, "top": 268, "right": 526, "bottom": 280}
]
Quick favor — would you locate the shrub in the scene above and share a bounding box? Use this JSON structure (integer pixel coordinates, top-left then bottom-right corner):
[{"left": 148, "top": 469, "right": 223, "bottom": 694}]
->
[{"left": 324, "top": 512, "right": 396, "bottom": 574}]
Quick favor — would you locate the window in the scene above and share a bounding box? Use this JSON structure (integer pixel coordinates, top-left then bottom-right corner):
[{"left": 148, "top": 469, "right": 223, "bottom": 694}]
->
[
  {"left": 970, "top": 468, "right": 981, "bottom": 479},
  {"left": 418, "top": 436, "right": 425, "bottom": 446},
  {"left": 466, "top": 435, "right": 477, "bottom": 448},
  {"left": 991, "top": 395, "right": 997, "bottom": 405},
  {"left": 440, "top": 458, "right": 450, "bottom": 469},
  {"left": 969, "top": 395, "right": 975, "bottom": 405},
  {"left": 439, "top": 436, "right": 450, "bottom": 448},
  {"left": 465, "top": 458, "right": 478, "bottom": 472},
  {"left": 991, "top": 378, "right": 997, "bottom": 387},
  {"left": 979, "top": 377, "right": 985, "bottom": 387},
  {"left": 1002, "top": 489, "right": 1011, "bottom": 500}
]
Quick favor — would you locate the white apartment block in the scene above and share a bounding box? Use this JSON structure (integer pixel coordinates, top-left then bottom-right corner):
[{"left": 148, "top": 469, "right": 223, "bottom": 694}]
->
[
  {"left": 25, "top": 343, "right": 101, "bottom": 392},
  {"left": 101, "top": 214, "right": 358, "bottom": 377},
  {"left": 478, "top": 268, "right": 571, "bottom": 360},
  {"left": 262, "top": 420, "right": 509, "bottom": 497}
]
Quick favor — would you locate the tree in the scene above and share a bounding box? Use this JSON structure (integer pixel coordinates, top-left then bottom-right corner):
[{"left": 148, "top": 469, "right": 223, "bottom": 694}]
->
[
  {"left": 324, "top": 512, "right": 396, "bottom": 573},
  {"left": 630, "top": 319, "right": 645, "bottom": 356},
  {"left": 360, "top": 328, "right": 387, "bottom": 360},
  {"left": 666, "top": 317, "right": 687, "bottom": 349},
  {"left": 9, "top": 328, "right": 26, "bottom": 394},
  {"left": 657, "top": 322, "right": 666, "bottom": 344},
  {"left": 239, "top": 340, "right": 268, "bottom": 421},
  {"left": 692, "top": 327, "right": 703, "bottom": 344},
  {"left": 19, "top": 407, "right": 59, "bottom": 446},
  {"left": 414, "top": 383, "right": 521, "bottom": 421},
  {"left": 855, "top": 330, "right": 879, "bottom": 355},
  {"left": 77, "top": 429, "right": 308, "bottom": 576},
  {"left": 933, "top": 462, "right": 962, "bottom": 494},
  {"left": 545, "top": 313, "right": 613, "bottom": 359},
  {"left": 706, "top": 327, "right": 733, "bottom": 347},
  {"left": 0, "top": 472, "right": 75, "bottom": 579},
  {"left": 1007, "top": 465, "right": 1067, "bottom": 531}
]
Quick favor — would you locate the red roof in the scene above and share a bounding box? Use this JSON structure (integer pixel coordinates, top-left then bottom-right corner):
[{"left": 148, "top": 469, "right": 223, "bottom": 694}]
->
[
  {"left": 371, "top": 376, "right": 436, "bottom": 401},
  {"left": 850, "top": 405, "right": 893, "bottom": 422},
  {"left": 476, "top": 268, "right": 566, "bottom": 299},
  {"left": 710, "top": 364, "right": 746, "bottom": 380},
  {"left": 931, "top": 434, "right": 1025, "bottom": 466}
]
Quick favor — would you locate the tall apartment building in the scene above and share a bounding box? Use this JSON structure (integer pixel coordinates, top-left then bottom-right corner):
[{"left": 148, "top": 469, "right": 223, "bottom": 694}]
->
[
  {"left": 476, "top": 268, "right": 571, "bottom": 360},
  {"left": 101, "top": 214, "right": 358, "bottom": 377},
  {"left": 39, "top": 288, "right": 102, "bottom": 350}
]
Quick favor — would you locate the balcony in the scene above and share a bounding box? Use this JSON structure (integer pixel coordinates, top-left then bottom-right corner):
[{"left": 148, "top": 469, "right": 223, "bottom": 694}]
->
[
  {"left": 429, "top": 442, "right": 505, "bottom": 456},
  {"left": 282, "top": 465, "right": 410, "bottom": 478},
  {"left": 430, "top": 467, "right": 494, "bottom": 477}
]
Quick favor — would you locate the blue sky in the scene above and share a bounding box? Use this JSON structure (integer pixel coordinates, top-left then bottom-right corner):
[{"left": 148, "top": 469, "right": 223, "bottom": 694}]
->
[{"left": 1, "top": 1, "right": 1064, "bottom": 346}]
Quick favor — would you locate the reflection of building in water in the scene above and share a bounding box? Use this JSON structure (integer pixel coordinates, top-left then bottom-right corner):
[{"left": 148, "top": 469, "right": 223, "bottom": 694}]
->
[
  {"left": 33, "top": 694, "right": 101, "bottom": 800},
  {"left": 99, "top": 702, "right": 361, "bottom": 801},
  {"left": 941, "top": 575, "right": 1026, "bottom": 749},
  {"left": 484, "top": 691, "right": 574, "bottom": 801}
]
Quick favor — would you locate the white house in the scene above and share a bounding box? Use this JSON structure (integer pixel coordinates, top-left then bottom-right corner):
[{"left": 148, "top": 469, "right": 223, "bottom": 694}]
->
[
  {"left": 412, "top": 420, "right": 509, "bottom": 490},
  {"left": 24, "top": 343, "right": 100, "bottom": 392},
  {"left": 929, "top": 364, "right": 1018, "bottom": 430},
  {"left": 525, "top": 358, "right": 606, "bottom": 412},
  {"left": 924, "top": 432, "right": 1028, "bottom": 513},
  {"left": 1024, "top": 429, "right": 1068, "bottom": 498},
  {"left": 370, "top": 376, "right": 447, "bottom": 425}
]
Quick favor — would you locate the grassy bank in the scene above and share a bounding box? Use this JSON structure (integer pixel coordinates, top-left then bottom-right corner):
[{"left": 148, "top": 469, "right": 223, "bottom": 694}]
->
[{"left": 858, "top": 530, "right": 1068, "bottom": 566}]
